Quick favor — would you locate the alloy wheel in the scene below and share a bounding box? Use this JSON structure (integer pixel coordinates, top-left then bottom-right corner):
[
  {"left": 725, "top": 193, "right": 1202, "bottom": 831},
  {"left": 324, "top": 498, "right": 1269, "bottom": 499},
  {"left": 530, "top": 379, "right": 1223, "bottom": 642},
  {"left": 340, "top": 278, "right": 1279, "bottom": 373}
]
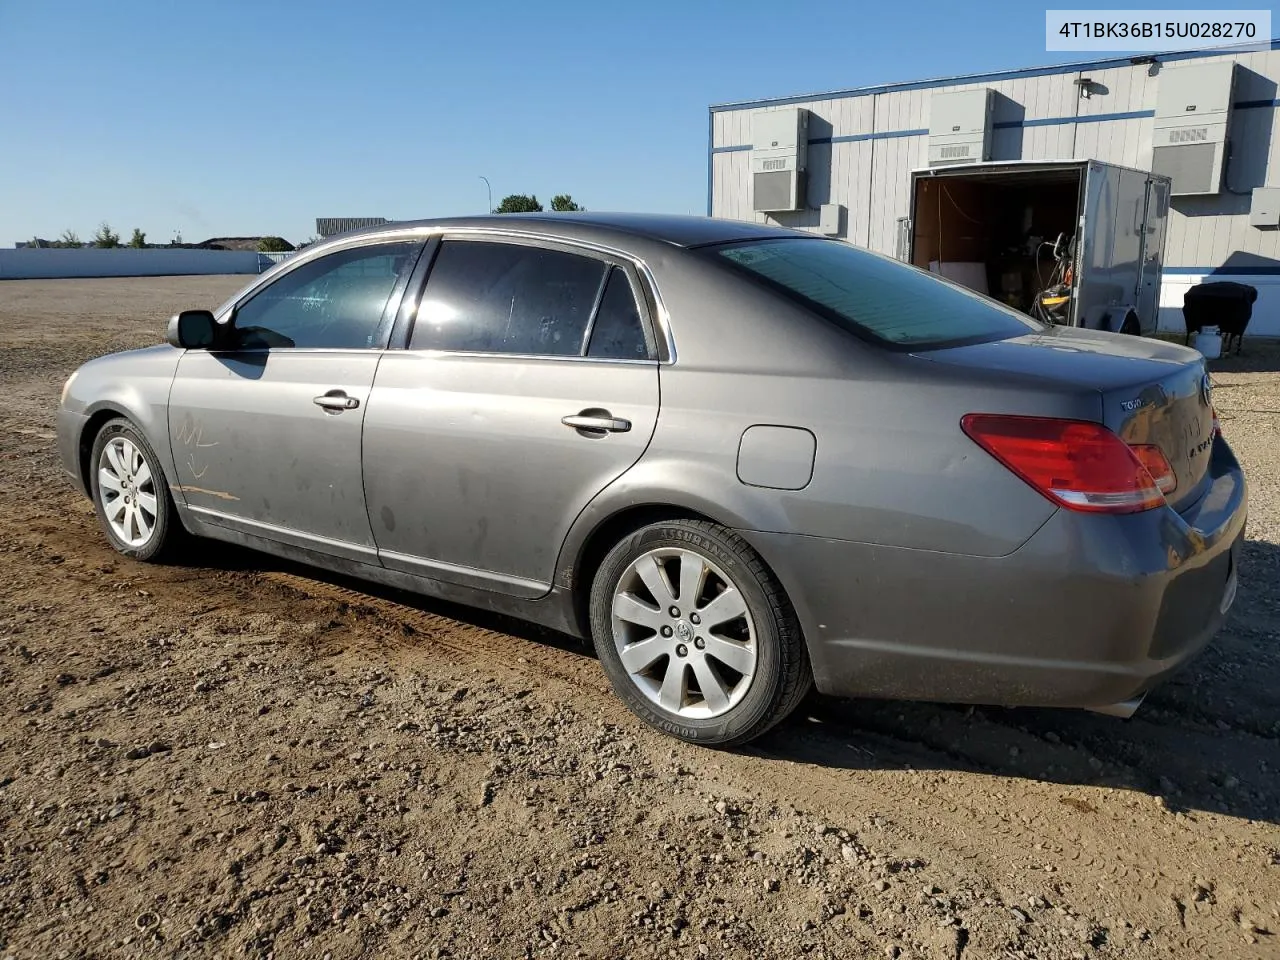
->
[
  {"left": 610, "top": 547, "right": 758, "bottom": 719},
  {"left": 97, "top": 436, "right": 158, "bottom": 548}
]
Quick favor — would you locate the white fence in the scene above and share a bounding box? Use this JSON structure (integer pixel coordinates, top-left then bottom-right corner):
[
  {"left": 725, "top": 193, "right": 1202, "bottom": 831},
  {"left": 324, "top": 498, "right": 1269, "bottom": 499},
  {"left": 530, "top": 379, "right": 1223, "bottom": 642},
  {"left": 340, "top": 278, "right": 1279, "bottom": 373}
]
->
[{"left": 0, "top": 249, "right": 276, "bottom": 280}]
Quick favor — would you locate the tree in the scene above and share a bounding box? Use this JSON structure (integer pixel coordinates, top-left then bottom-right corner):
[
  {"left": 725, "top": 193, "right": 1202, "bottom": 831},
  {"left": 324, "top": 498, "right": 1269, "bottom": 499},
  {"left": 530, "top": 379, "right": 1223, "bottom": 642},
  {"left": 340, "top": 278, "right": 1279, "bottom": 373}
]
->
[
  {"left": 257, "top": 236, "right": 294, "bottom": 253},
  {"left": 128, "top": 228, "right": 147, "bottom": 248},
  {"left": 58, "top": 229, "right": 82, "bottom": 248},
  {"left": 493, "top": 194, "right": 543, "bottom": 214},
  {"left": 550, "top": 194, "right": 584, "bottom": 212},
  {"left": 295, "top": 235, "right": 320, "bottom": 249},
  {"left": 93, "top": 222, "right": 121, "bottom": 248}
]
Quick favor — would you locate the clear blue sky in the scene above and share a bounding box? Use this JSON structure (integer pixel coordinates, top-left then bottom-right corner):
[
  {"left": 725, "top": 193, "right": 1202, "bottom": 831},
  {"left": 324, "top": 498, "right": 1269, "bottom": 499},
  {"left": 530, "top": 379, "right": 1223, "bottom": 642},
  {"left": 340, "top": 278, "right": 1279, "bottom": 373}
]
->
[{"left": 0, "top": 1, "right": 1209, "bottom": 246}]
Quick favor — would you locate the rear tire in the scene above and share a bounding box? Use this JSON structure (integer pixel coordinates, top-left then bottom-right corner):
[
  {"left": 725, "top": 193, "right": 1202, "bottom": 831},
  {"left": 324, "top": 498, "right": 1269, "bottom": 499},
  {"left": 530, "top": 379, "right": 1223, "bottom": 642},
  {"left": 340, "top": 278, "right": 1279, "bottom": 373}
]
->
[
  {"left": 589, "top": 519, "right": 811, "bottom": 746},
  {"left": 89, "top": 417, "right": 184, "bottom": 562}
]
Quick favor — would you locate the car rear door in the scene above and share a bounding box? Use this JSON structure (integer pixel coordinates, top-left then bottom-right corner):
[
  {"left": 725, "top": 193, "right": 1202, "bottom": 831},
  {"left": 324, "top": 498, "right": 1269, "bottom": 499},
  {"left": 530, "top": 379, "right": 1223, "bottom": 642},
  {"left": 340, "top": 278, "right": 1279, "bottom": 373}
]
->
[
  {"left": 168, "top": 238, "right": 422, "bottom": 562},
  {"left": 362, "top": 235, "right": 661, "bottom": 597}
]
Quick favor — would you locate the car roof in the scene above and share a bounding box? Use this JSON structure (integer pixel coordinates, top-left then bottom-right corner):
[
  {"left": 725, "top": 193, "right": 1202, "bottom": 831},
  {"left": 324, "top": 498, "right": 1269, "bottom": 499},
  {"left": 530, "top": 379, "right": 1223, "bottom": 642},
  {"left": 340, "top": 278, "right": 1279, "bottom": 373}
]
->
[{"left": 345, "top": 212, "right": 805, "bottom": 249}]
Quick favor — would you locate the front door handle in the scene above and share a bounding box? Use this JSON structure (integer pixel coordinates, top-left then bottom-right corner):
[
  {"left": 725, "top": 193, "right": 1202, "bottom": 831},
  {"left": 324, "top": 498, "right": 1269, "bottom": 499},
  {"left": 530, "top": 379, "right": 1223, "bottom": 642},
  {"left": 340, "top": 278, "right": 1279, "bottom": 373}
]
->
[
  {"left": 313, "top": 391, "right": 359, "bottom": 412},
  {"left": 562, "top": 411, "right": 631, "bottom": 434}
]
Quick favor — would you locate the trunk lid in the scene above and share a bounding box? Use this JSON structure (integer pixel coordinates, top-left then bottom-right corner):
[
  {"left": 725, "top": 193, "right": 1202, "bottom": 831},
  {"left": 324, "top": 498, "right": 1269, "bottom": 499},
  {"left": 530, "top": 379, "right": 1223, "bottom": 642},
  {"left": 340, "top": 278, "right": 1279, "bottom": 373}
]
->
[{"left": 918, "top": 326, "right": 1215, "bottom": 510}]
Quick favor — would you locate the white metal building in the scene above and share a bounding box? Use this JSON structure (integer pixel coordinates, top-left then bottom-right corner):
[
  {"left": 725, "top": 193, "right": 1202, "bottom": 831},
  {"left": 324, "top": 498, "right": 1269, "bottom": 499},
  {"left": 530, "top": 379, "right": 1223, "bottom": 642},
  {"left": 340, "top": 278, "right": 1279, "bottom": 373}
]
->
[{"left": 708, "top": 42, "right": 1280, "bottom": 336}]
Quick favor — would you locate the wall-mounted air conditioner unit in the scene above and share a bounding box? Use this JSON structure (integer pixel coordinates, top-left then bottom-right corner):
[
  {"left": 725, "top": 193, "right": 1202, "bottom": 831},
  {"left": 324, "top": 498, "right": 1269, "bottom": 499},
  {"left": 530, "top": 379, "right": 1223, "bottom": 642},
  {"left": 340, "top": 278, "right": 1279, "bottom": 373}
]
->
[
  {"left": 751, "top": 109, "right": 808, "bottom": 212},
  {"left": 928, "top": 89, "right": 993, "bottom": 166},
  {"left": 1152, "top": 61, "right": 1236, "bottom": 196}
]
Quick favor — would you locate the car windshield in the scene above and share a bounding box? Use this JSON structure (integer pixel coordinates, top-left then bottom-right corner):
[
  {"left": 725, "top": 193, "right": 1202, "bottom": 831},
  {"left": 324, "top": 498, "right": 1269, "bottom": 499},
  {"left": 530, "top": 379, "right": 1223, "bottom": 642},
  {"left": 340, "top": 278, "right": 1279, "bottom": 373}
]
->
[{"left": 708, "top": 237, "right": 1042, "bottom": 350}]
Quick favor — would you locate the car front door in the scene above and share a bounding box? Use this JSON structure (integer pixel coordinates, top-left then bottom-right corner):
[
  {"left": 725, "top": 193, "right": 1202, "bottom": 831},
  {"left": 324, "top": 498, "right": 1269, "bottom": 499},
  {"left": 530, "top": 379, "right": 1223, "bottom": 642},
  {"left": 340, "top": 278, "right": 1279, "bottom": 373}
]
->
[
  {"left": 168, "top": 238, "right": 423, "bottom": 562},
  {"left": 362, "top": 236, "right": 661, "bottom": 596}
]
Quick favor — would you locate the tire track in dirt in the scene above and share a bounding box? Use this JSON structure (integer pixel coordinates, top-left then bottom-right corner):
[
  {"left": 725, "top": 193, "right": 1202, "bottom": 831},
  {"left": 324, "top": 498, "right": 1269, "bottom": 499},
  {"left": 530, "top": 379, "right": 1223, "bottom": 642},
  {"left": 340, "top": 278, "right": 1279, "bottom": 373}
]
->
[{"left": 255, "top": 569, "right": 610, "bottom": 696}]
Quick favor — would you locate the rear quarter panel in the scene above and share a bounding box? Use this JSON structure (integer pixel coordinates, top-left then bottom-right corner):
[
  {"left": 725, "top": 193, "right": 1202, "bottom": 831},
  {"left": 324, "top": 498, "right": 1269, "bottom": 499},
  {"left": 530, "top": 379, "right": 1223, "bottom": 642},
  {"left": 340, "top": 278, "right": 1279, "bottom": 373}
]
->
[{"left": 649, "top": 357, "right": 1091, "bottom": 556}]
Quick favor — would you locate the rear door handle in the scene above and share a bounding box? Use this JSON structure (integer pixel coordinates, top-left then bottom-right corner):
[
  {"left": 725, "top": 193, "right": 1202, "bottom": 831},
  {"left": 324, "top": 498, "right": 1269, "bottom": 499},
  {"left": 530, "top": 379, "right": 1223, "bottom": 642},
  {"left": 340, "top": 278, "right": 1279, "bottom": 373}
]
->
[
  {"left": 561, "top": 412, "right": 631, "bottom": 434},
  {"left": 313, "top": 391, "right": 359, "bottom": 412}
]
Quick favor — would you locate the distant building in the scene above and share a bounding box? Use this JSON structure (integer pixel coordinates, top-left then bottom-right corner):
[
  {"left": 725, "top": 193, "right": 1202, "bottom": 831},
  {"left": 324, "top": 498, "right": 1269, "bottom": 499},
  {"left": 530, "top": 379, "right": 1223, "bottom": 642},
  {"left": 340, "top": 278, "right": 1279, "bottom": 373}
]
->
[
  {"left": 16, "top": 236, "right": 292, "bottom": 251},
  {"left": 316, "top": 217, "right": 389, "bottom": 238},
  {"left": 16, "top": 238, "right": 83, "bottom": 249},
  {"left": 195, "top": 237, "right": 294, "bottom": 252}
]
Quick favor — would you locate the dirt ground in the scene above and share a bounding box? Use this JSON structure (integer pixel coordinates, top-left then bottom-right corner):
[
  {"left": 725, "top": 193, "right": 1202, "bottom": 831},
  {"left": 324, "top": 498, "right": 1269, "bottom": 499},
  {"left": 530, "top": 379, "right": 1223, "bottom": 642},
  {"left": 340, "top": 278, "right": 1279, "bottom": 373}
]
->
[{"left": 1, "top": 276, "right": 1278, "bottom": 960}]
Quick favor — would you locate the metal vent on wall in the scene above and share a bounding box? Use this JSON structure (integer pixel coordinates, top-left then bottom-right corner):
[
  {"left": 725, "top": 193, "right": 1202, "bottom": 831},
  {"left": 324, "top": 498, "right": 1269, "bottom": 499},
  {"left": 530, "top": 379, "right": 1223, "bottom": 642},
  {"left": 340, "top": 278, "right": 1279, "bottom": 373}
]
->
[
  {"left": 1152, "top": 143, "right": 1218, "bottom": 195},
  {"left": 1169, "top": 127, "right": 1209, "bottom": 144},
  {"left": 939, "top": 145, "right": 971, "bottom": 159},
  {"left": 754, "top": 172, "right": 797, "bottom": 213}
]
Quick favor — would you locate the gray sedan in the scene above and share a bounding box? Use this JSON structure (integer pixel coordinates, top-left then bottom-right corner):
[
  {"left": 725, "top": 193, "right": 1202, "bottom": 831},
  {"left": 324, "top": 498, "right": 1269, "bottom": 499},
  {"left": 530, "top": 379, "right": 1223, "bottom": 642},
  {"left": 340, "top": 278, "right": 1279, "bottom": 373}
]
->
[{"left": 56, "top": 214, "right": 1247, "bottom": 745}]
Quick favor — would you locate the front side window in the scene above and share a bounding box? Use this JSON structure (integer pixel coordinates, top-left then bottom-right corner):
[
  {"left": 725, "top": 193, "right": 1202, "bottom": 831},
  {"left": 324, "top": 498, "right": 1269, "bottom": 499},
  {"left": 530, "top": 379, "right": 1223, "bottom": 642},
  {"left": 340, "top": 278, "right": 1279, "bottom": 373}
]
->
[
  {"left": 708, "top": 237, "right": 1040, "bottom": 350},
  {"left": 410, "top": 240, "right": 608, "bottom": 355},
  {"left": 232, "top": 241, "right": 420, "bottom": 349}
]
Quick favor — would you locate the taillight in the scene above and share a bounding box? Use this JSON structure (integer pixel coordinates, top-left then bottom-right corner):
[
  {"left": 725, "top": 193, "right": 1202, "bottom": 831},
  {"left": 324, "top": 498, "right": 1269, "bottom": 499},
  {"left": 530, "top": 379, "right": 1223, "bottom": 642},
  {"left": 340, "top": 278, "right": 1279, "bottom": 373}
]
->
[
  {"left": 1130, "top": 444, "right": 1177, "bottom": 495},
  {"left": 961, "top": 414, "right": 1167, "bottom": 514}
]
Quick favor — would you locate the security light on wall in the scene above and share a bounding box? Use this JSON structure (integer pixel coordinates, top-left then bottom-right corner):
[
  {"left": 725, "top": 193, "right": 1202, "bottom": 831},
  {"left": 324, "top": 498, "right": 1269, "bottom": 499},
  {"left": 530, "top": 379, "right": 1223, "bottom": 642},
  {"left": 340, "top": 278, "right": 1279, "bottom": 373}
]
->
[{"left": 1075, "top": 77, "right": 1094, "bottom": 100}]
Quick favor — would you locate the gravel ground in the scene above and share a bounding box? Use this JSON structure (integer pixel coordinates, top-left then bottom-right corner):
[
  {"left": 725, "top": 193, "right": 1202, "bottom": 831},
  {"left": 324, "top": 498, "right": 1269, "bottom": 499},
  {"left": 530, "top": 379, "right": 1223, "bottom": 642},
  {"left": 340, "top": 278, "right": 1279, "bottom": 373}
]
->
[{"left": 0, "top": 276, "right": 1278, "bottom": 960}]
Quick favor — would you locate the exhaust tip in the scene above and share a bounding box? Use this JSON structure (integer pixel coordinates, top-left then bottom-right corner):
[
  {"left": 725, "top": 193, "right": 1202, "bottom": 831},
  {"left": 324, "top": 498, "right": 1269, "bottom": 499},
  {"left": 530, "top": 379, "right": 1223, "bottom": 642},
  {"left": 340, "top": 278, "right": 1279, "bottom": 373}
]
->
[{"left": 1086, "top": 694, "right": 1145, "bottom": 719}]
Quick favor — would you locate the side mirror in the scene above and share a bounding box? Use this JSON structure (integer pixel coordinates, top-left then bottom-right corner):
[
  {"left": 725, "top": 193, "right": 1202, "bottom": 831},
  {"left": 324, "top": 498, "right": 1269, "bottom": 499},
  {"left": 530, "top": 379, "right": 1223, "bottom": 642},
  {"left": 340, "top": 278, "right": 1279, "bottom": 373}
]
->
[{"left": 166, "top": 310, "right": 220, "bottom": 349}]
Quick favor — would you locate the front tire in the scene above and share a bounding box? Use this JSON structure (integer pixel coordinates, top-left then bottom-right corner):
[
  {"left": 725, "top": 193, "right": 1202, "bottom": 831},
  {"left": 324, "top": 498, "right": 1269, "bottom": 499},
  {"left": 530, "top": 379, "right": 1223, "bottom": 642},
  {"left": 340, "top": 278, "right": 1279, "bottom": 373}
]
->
[
  {"left": 89, "top": 417, "right": 183, "bottom": 562},
  {"left": 589, "top": 520, "right": 811, "bottom": 746}
]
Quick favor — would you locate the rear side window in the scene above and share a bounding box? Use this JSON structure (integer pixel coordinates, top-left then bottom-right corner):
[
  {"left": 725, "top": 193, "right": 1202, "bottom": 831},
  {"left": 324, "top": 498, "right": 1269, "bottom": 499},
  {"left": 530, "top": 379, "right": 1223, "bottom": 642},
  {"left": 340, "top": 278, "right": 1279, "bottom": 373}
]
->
[
  {"left": 710, "top": 238, "right": 1040, "bottom": 349},
  {"left": 411, "top": 240, "right": 607, "bottom": 356},
  {"left": 587, "top": 268, "right": 650, "bottom": 360}
]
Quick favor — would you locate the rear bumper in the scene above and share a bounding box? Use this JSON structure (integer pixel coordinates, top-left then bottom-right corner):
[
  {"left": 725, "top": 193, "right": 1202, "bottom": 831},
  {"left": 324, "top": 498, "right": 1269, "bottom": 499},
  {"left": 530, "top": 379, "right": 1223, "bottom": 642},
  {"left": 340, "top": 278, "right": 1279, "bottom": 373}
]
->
[{"left": 748, "top": 436, "right": 1247, "bottom": 712}]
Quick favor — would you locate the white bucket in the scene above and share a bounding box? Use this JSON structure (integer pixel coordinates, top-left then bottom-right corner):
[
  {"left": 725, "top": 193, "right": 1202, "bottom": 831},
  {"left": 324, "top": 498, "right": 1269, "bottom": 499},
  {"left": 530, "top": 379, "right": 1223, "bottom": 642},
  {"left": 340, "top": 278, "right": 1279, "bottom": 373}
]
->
[{"left": 1194, "top": 326, "right": 1222, "bottom": 360}]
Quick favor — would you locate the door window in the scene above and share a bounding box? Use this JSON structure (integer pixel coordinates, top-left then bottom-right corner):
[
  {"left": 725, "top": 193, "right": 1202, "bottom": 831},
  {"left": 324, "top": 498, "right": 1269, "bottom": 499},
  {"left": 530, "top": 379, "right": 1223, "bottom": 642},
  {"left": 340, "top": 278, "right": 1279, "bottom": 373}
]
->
[
  {"left": 233, "top": 241, "right": 420, "bottom": 349},
  {"left": 586, "top": 267, "right": 650, "bottom": 360},
  {"left": 410, "top": 240, "right": 608, "bottom": 356}
]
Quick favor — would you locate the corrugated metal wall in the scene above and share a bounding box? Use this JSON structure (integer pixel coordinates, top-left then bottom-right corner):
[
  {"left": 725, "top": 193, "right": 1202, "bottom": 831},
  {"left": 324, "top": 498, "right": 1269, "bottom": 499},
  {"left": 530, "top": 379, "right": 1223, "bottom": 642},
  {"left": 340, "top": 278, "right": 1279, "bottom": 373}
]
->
[{"left": 710, "top": 45, "right": 1280, "bottom": 335}]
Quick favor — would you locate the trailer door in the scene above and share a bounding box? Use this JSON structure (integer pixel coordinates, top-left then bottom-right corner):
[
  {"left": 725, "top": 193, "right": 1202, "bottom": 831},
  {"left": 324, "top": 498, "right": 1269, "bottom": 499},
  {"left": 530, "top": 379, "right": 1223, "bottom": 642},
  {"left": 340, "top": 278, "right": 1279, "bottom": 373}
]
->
[
  {"left": 1074, "top": 161, "right": 1120, "bottom": 329},
  {"left": 1137, "top": 176, "right": 1171, "bottom": 334}
]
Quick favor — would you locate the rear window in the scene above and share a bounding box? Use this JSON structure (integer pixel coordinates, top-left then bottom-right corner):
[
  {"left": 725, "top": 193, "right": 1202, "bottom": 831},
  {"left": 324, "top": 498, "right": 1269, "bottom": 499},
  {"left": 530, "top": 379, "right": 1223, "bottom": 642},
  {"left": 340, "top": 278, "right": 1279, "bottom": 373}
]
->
[{"left": 709, "top": 237, "right": 1040, "bottom": 349}]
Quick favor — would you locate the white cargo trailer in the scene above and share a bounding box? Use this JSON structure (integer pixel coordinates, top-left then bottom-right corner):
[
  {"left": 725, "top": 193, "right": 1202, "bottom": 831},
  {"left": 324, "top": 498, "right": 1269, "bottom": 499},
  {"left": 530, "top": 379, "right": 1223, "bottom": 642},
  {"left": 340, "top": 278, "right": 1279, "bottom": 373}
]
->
[{"left": 905, "top": 160, "right": 1171, "bottom": 335}]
